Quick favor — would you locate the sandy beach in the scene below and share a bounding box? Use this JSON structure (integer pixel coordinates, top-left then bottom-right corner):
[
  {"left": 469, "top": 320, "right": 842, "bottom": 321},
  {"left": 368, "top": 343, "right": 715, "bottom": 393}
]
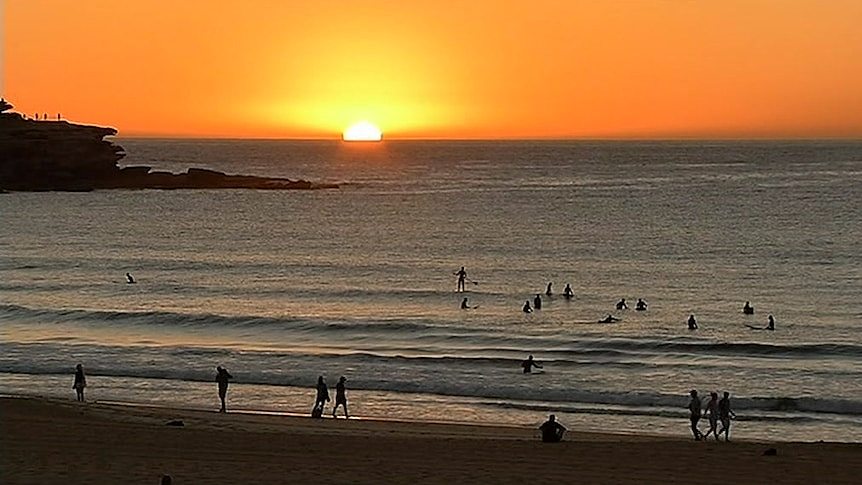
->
[{"left": 1, "top": 397, "right": 860, "bottom": 484}]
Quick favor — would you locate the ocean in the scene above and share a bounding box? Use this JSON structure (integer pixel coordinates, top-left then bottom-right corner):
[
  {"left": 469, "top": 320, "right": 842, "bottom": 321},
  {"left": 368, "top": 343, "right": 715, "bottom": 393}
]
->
[{"left": 1, "top": 139, "right": 860, "bottom": 441}]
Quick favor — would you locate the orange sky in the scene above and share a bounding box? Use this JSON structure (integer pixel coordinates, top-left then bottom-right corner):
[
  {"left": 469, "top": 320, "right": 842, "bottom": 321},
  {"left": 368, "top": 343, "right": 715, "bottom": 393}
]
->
[{"left": 3, "top": 0, "right": 862, "bottom": 138}]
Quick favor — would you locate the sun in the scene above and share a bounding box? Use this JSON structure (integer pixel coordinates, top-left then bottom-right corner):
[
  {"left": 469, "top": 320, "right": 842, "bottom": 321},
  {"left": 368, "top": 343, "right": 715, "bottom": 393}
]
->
[{"left": 343, "top": 121, "right": 382, "bottom": 142}]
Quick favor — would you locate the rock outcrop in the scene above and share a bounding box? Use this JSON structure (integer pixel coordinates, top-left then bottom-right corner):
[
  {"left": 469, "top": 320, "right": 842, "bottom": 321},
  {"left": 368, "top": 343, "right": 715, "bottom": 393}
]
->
[{"left": 0, "top": 99, "right": 337, "bottom": 192}]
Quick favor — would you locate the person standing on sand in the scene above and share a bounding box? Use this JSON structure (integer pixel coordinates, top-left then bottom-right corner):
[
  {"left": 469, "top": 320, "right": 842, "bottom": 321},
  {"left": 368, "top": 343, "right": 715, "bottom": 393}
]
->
[
  {"left": 333, "top": 376, "right": 349, "bottom": 418},
  {"left": 73, "top": 363, "right": 86, "bottom": 402},
  {"left": 718, "top": 391, "right": 737, "bottom": 441},
  {"left": 539, "top": 414, "right": 566, "bottom": 442},
  {"left": 313, "top": 375, "right": 330, "bottom": 418},
  {"left": 454, "top": 267, "right": 467, "bottom": 292},
  {"left": 215, "top": 366, "right": 233, "bottom": 413},
  {"left": 521, "top": 355, "right": 543, "bottom": 374},
  {"left": 702, "top": 392, "right": 720, "bottom": 441},
  {"left": 688, "top": 390, "right": 704, "bottom": 441}
]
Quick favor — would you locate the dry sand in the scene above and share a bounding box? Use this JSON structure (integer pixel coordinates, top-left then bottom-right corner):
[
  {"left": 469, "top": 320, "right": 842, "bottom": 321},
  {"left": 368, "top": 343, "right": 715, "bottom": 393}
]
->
[{"left": 1, "top": 396, "right": 860, "bottom": 484}]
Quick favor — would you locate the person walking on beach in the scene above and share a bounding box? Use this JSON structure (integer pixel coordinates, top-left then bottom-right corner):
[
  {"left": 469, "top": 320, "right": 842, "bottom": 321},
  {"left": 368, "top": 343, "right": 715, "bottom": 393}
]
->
[
  {"left": 533, "top": 294, "right": 542, "bottom": 310},
  {"left": 215, "top": 366, "right": 233, "bottom": 413},
  {"left": 73, "top": 363, "right": 86, "bottom": 402},
  {"left": 332, "top": 376, "right": 349, "bottom": 418},
  {"left": 539, "top": 414, "right": 566, "bottom": 442},
  {"left": 702, "top": 392, "right": 720, "bottom": 440},
  {"left": 687, "top": 314, "right": 698, "bottom": 330},
  {"left": 563, "top": 284, "right": 574, "bottom": 300},
  {"left": 313, "top": 376, "right": 330, "bottom": 418},
  {"left": 454, "top": 267, "right": 467, "bottom": 292},
  {"left": 688, "top": 390, "right": 704, "bottom": 440},
  {"left": 522, "top": 355, "right": 543, "bottom": 374},
  {"left": 523, "top": 300, "right": 533, "bottom": 313},
  {"left": 545, "top": 282, "right": 553, "bottom": 296},
  {"left": 718, "top": 391, "right": 736, "bottom": 441}
]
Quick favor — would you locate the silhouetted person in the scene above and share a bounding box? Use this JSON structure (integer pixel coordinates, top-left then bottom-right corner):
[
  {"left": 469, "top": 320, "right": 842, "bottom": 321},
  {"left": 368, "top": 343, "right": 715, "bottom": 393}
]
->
[
  {"left": 539, "top": 414, "right": 566, "bottom": 442},
  {"left": 126, "top": 272, "right": 136, "bottom": 284},
  {"left": 766, "top": 314, "right": 775, "bottom": 330},
  {"left": 461, "top": 297, "right": 470, "bottom": 309},
  {"left": 635, "top": 298, "right": 647, "bottom": 311},
  {"left": 215, "top": 366, "right": 232, "bottom": 412},
  {"left": 545, "top": 282, "right": 553, "bottom": 296},
  {"left": 687, "top": 314, "right": 698, "bottom": 330},
  {"left": 56, "top": 113, "right": 61, "bottom": 121},
  {"left": 333, "top": 376, "right": 349, "bottom": 418},
  {"left": 533, "top": 294, "right": 542, "bottom": 310},
  {"left": 743, "top": 301, "right": 754, "bottom": 315},
  {"left": 454, "top": 267, "right": 467, "bottom": 292},
  {"left": 703, "top": 392, "right": 720, "bottom": 441},
  {"left": 523, "top": 300, "right": 533, "bottom": 313},
  {"left": 616, "top": 298, "right": 627, "bottom": 310},
  {"left": 160, "top": 475, "right": 172, "bottom": 485},
  {"left": 718, "top": 391, "right": 736, "bottom": 441},
  {"left": 43, "top": 113, "right": 48, "bottom": 120},
  {"left": 599, "top": 314, "right": 619, "bottom": 323},
  {"left": 521, "top": 355, "right": 542, "bottom": 374},
  {"left": 313, "top": 376, "right": 330, "bottom": 418},
  {"left": 688, "top": 390, "right": 703, "bottom": 440},
  {"left": 73, "top": 363, "right": 86, "bottom": 402},
  {"left": 563, "top": 284, "right": 573, "bottom": 300}
]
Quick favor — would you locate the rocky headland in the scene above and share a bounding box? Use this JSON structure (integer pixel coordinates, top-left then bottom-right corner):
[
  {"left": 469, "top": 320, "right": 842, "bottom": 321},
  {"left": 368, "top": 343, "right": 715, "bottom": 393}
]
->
[{"left": 0, "top": 99, "right": 337, "bottom": 192}]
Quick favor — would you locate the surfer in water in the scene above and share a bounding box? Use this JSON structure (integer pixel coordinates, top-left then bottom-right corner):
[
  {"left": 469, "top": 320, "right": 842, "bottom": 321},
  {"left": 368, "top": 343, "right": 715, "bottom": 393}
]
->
[
  {"left": 522, "top": 355, "right": 543, "bottom": 374},
  {"left": 687, "top": 314, "right": 698, "bottom": 330},
  {"left": 533, "top": 294, "right": 542, "bottom": 310},
  {"left": 635, "top": 298, "right": 647, "bottom": 311},
  {"left": 616, "top": 298, "right": 628, "bottom": 310},
  {"left": 743, "top": 301, "right": 754, "bottom": 315},
  {"left": 563, "top": 284, "right": 574, "bottom": 300},
  {"left": 545, "top": 282, "right": 553, "bottom": 296},
  {"left": 523, "top": 300, "right": 533, "bottom": 313},
  {"left": 460, "top": 297, "right": 477, "bottom": 309},
  {"left": 766, "top": 314, "right": 775, "bottom": 330},
  {"left": 454, "top": 267, "right": 468, "bottom": 292},
  {"left": 126, "top": 272, "right": 136, "bottom": 284},
  {"left": 599, "top": 314, "right": 620, "bottom": 323}
]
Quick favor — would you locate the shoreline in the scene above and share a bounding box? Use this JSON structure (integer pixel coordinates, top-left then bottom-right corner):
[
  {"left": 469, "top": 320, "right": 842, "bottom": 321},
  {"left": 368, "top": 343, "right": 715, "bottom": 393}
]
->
[{"left": 3, "top": 396, "right": 861, "bottom": 484}]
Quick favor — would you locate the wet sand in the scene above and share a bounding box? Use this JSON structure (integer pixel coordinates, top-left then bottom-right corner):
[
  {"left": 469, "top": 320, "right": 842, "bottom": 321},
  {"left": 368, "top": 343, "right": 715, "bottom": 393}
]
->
[{"left": 1, "top": 396, "right": 860, "bottom": 484}]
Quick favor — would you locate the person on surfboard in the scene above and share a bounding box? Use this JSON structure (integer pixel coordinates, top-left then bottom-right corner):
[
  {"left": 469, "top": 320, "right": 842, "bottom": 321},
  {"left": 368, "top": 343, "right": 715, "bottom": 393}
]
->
[{"left": 522, "top": 355, "right": 543, "bottom": 373}]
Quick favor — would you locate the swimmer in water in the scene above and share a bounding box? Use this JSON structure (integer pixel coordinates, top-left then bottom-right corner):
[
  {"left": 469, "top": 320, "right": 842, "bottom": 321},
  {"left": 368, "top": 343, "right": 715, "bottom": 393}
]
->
[
  {"left": 743, "top": 301, "right": 754, "bottom": 315},
  {"left": 126, "top": 272, "right": 136, "bottom": 284},
  {"left": 460, "top": 297, "right": 478, "bottom": 310},
  {"left": 545, "top": 282, "right": 553, "bottom": 296},
  {"left": 563, "top": 284, "right": 574, "bottom": 300},
  {"left": 635, "top": 298, "right": 647, "bottom": 311},
  {"left": 766, "top": 314, "right": 775, "bottom": 330},
  {"left": 687, "top": 314, "right": 698, "bottom": 330},
  {"left": 523, "top": 300, "right": 533, "bottom": 313},
  {"left": 533, "top": 294, "right": 542, "bottom": 310},
  {"left": 616, "top": 298, "right": 627, "bottom": 310},
  {"left": 599, "top": 314, "right": 620, "bottom": 323},
  {"left": 521, "top": 354, "right": 543, "bottom": 374}
]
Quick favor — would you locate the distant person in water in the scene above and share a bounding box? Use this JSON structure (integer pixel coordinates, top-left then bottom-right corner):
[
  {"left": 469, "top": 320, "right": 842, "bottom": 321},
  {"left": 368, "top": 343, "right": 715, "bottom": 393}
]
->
[
  {"left": 766, "top": 314, "right": 775, "bottom": 330},
  {"left": 332, "top": 376, "right": 349, "bottom": 418},
  {"left": 73, "top": 363, "right": 86, "bottom": 402},
  {"left": 718, "top": 391, "right": 736, "bottom": 441},
  {"left": 313, "top": 376, "right": 330, "bottom": 418},
  {"left": 599, "top": 314, "right": 619, "bottom": 323},
  {"left": 635, "top": 298, "right": 647, "bottom": 311},
  {"left": 743, "top": 301, "right": 754, "bottom": 315},
  {"left": 688, "top": 390, "right": 704, "bottom": 440},
  {"left": 126, "top": 272, "right": 136, "bottom": 284},
  {"left": 539, "top": 414, "right": 566, "bottom": 442},
  {"left": 687, "top": 314, "right": 698, "bottom": 330},
  {"left": 523, "top": 300, "right": 533, "bottom": 313},
  {"left": 215, "top": 366, "right": 233, "bottom": 413},
  {"left": 702, "top": 392, "right": 720, "bottom": 441},
  {"left": 460, "top": 297, "right": 478, "bottom": 309},
  {"left": 533, "top": 294, "right": 542, "bottom": 310},
  {"left": 545, "top": 282, "right": 553, "bottom": 296},
  {"left": 522, "top": 355, "right": 543, "bottom": 374},
  {"left": 563, "top": 284, "right": 574, "bottom": 300},
  {"left": 454, "top": 267, "right": 467, "bottom": 292},
  {"left": 616, "top": 298, "right": 627, "bottom": 310}
]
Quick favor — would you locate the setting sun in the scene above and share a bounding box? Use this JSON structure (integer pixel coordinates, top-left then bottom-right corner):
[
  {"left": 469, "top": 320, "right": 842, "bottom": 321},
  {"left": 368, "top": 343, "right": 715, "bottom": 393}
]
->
[{"left": 343, "top": 121, "right": 383, "bottom": 142}]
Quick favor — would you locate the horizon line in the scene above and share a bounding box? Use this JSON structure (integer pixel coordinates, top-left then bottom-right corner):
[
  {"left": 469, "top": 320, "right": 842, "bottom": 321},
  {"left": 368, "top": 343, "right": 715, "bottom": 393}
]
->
[{"left": 113, "top": 135, "right": 862, "bottom": 142}]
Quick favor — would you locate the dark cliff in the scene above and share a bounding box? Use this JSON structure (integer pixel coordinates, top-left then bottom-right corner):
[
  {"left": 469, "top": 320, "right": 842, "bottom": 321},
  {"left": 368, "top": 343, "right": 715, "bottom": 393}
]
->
[{"left": 0, "top": 99, "right": 337, "bottom": 192}]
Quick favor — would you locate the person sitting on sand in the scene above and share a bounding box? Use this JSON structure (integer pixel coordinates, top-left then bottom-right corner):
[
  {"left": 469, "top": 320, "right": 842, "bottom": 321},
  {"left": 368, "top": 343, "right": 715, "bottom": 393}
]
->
[
  {"left": 718, "top": 391, "right": 736, "bottom": 441},
  {"left": 313, "top": 376, "right": 330, "bottom": 418},
  {"left": 333, "top": 376, "right": 349, "bottom": 419},
  {"left": 215, "top": 366, "right": 233, "bottom": 413},
  {"left": 702, "top": 392, "right": 720, "bottom": 441},
  {"left": 523, "top": 300, "right": 533, "bottom": 313},
  {"left": 539, "top": 414, "right": 566, "bottom": 442},
  {"left": 533, "top": 294, "right": 542, "bottom": 310},
  {"left": 616, "top": 298, "right": 627, "bottom": 310},
  {"left": 688, "top": 390, "right": 704, "bottom": 441},
  {"left": 687, "top": 314, "right": 698, "bottom": 330},
  {"left": 743, "top": 301, "right": 754, "bottom": 315},
  {"left": 635, "top": 298, "right": 647, "bottom": 311},
  {"left": 126, "top": 272, "right": 136, "bottom": 284},
  {"left": 563, "top": 284, "right": 574, "bottom": 300},
  {"left": 599, "top": 314, "right": 620, "bottom": 323},
  {"left": 766, "top": 314, "right": 775, "bottom": 331},
  {"left": 73, "top": 363, "right": 86, "bottom": 402},
  {"left": 546, "top": 282, "right": 553, "bottom": 296},
  {"left": 522, "top": 355, "right": 543, "bottom": 374}
]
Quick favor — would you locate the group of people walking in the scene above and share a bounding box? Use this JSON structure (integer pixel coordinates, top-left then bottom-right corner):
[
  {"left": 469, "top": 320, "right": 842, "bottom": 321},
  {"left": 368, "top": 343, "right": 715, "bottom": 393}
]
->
[{"left": 688, "top": 390, "right": 737, "bottom": 441}]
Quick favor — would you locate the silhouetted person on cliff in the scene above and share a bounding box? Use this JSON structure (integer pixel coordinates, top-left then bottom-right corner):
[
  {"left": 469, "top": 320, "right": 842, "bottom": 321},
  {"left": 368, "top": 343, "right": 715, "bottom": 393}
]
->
[
  {"left": 563, "top": 284, "right": 574, "bottom": 300},
  {"left": 126, "top": 273, "right": 136, "bottom": 284},
  {"left": 688, "top": 314, "right": 698, "bottom": 330},
  {"left": 539, "top": 414, "right": 566, "bottom": 442},
  {"left": 312, "top": 376, "right": 330, "bottom": 418},
  {"left": 523, "top": 300, "right": 533, "bottom": 313},
  {"left": 73, "top": 363, "right": 86, "bottom": 402},
  {"left": 522, "top": 355, "right": 543, "bottom": 374},
  {"left": 533, "top": 294, "right": 542, "bottom": 310},
  {"left": 215, "top": 366, "right": 232, "bottom": 412},
  {"left": 333, "top": 376, "right": 349, "bottom": 418},
  {"left": 454, "top": 267, "right": 467, "bottom": 292}
]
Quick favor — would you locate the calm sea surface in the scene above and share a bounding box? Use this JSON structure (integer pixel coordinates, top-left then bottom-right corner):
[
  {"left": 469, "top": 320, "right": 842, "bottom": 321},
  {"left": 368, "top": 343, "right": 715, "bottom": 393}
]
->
[{"left": 1, "top": 140, "right": 861, "bottom": 441}]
